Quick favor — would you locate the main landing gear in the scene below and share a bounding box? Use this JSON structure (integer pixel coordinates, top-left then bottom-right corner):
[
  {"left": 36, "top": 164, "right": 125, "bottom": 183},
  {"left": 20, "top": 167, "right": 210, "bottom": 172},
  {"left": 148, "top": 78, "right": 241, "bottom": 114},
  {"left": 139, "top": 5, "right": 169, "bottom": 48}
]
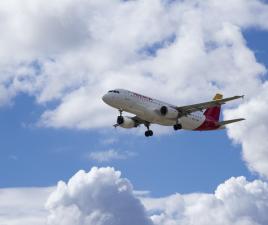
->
[
  {"left": 145, "top": 122, "right": 153, "bottom": 137},
  {"left": 173, "top": 123, "right": 182, "bottom": 130}
]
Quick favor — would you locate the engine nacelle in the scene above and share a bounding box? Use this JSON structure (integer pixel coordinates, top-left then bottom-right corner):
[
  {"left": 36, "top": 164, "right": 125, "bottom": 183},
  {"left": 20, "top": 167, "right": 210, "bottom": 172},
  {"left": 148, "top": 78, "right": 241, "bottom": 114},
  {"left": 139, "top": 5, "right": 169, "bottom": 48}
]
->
[
  {"left": 159, "top": 106, "right": 178, "bottom": 119},
  {"left": 117, "top": 116, "right": 136, "bottom": 128}
]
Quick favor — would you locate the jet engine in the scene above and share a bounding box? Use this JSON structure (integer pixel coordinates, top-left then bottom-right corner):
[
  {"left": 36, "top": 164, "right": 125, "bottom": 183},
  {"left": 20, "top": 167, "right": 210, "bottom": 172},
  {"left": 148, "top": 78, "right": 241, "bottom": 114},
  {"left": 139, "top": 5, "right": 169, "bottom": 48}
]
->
[
  {"left": 117, "top": 116, "right": 136, "bottom": 128},
  {"left": 159, "top": 106, "right": 178, "bottom": 119}
]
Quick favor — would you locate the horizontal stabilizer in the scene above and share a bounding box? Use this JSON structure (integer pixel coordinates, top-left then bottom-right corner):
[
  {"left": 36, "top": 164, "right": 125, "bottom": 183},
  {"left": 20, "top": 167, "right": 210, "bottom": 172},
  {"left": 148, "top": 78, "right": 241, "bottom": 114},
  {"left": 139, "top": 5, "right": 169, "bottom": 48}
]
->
[{"left": 216, "top": 118, "right": 245, "bottom": 126}]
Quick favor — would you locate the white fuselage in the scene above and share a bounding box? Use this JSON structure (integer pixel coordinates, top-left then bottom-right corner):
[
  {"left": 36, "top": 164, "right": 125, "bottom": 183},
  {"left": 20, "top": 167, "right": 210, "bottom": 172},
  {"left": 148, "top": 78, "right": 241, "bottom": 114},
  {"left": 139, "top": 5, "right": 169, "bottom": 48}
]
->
[{"left": 102, "top": 89, "right": 206, "bottom": 130}]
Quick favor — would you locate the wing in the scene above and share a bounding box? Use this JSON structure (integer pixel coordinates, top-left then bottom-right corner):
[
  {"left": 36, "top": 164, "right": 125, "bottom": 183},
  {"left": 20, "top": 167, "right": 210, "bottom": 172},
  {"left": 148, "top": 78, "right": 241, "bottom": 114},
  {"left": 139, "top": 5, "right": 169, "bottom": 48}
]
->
[
  {"left": 175, "top": 95, "right": 244, "bottom": 116},
  {"left": 113, "top": 116, "right": 146, "bottom": 128}
]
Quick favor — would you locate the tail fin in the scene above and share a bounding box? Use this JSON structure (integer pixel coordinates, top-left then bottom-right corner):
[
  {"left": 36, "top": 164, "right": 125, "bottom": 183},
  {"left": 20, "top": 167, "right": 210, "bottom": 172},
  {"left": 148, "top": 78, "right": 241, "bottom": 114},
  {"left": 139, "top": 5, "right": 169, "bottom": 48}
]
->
[{"left": 203, "top": 93, "right": 223, "bottom": 121}]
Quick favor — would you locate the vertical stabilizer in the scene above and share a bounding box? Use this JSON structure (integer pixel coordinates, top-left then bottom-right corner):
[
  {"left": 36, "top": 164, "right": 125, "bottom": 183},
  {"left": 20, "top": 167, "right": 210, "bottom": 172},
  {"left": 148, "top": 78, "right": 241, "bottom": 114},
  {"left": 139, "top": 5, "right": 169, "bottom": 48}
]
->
[{"left": 203, "top": 93, "right": 223, "bottom": 121}]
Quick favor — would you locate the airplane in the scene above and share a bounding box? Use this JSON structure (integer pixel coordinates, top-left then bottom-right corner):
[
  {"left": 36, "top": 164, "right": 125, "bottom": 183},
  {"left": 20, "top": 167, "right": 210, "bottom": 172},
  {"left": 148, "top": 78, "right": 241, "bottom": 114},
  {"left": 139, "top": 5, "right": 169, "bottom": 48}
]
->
[{"left": 102, "top": 89, "right": 245, "bottom": 137}]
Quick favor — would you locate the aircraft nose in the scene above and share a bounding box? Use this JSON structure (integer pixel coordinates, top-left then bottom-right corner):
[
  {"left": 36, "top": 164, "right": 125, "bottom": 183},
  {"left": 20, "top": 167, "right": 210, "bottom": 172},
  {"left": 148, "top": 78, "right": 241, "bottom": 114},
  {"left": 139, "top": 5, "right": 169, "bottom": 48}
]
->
[{"left": 102, "top": 94, "right": 109, "bottom": 103}]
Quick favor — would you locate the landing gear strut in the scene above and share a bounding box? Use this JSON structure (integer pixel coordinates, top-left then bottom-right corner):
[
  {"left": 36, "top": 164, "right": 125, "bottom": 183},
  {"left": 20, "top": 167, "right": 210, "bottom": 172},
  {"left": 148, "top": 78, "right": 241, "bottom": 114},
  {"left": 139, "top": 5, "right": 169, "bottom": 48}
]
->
[
  {"left": 117, "top": 109, "right": 124, "bottom": 124},
  {"left": 144, "top": 122, "right": 153, "bottom": 137}
]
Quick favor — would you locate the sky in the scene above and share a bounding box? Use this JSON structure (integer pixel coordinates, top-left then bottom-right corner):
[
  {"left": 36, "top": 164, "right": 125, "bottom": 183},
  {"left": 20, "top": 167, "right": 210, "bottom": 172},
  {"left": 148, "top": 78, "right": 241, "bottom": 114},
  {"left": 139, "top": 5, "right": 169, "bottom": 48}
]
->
[{"left": 1, "top": 0, "right": 268, "bottom": 225}]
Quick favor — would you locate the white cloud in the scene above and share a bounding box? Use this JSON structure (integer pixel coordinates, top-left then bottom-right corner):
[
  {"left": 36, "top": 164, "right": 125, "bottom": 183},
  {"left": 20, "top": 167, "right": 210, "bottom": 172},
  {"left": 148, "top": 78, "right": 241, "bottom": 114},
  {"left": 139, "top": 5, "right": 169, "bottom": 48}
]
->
[
  {"left": 46, "top": 167, "right": 153, "bottom": 225},
  {"left": 0, "top": 0, "right": 267, "bottom": 114},
  {"left": 224, "top": 82, "right": 268, "bottom": 178},
  {"left": 0, "top": 0, "right": 268, "bottom": 178},
  {"left": 87, "top": 149, "right": 135, "bottom": 162},
  {"left": 1, "top": 1, "right": 268, "bottom": 224},
  {"left": 1, "top": 168, "right": 268, "bottom": 225},
  {"left": 0, "top": 0, "right": 267, "bottom": 110},
  {"left": 0, "top": 187, "right": 53, "bottom": 225},
  {"left": 100, "top": 137, "right": 118, "bottom": 145},
  {"left": 143, "top": 176, "right": 268, "bottom": 225}
]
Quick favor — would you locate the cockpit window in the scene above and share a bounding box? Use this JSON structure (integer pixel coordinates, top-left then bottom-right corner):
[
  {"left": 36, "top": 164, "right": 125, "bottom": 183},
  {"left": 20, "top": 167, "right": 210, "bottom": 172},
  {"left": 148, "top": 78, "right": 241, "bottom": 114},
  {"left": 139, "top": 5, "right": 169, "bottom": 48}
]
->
[{"left": 108, "top": 90, "right": 120, "bottom": 93}]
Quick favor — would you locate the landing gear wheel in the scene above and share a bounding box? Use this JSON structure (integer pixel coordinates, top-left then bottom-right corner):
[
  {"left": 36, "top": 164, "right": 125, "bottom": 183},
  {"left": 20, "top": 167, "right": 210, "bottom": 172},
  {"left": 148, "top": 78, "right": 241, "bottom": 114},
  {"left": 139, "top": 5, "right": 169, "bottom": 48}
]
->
[
  {"left": 173, "top": 124, "right": 182, "bottom": 130},
  {"left": 144, "top": 122, "right": 153, "bottom": 137},
  {"left": 145, "top": 130, "right": 153, "bottom": 137}
]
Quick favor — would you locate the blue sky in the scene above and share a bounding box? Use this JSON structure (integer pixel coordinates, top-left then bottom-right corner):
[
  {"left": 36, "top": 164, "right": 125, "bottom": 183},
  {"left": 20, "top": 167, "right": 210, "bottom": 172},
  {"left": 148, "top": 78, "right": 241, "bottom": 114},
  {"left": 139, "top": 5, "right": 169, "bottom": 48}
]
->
[
  {"left": 2, "top": 1, "right": 268, "bottom": 225},
  {"left": 1, "top": 28, "right": 268, "bottom": 196},
  {"left": 2, "top": 27, "right": 268, "bottom": 195},
  {"left": 0, "top": 95, "right": 252, "bottom": 195}
]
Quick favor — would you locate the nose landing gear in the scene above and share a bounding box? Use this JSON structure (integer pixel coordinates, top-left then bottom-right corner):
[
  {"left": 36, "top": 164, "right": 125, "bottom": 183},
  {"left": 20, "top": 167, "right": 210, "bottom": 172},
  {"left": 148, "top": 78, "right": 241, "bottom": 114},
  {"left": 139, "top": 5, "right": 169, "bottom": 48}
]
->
[{"left": 117, "top": 109, "right": 124, "bottom": 125}]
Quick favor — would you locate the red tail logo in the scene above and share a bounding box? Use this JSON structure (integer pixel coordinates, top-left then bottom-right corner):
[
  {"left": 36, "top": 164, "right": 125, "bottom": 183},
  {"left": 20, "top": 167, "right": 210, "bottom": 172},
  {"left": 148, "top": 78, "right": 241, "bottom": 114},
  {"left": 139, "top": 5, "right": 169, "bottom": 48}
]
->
[{"left": 203, "top": 93, "right": 223, "bottom": 122}]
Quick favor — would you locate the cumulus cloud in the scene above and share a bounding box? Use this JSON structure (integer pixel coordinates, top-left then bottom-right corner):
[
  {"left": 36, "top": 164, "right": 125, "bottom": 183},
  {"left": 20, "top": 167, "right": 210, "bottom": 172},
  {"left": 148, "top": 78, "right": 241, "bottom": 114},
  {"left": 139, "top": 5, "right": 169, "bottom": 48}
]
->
[
  {"left": 1, "top": 0, "right": 268, "bottom": 177},
  {"left": 224, "top": 82, "right": 268, "bottom": 178},
  {"left": 44, "top": 168, "right": 268, "bottom": 225},
  {"left": 46, "top": 167, "right": 153, "bottom": 225},
  {"left": 0, "top": 0, "right": 267, "bottom": 113},
  {"left": 2, "top": 2, "right": 268, "bottom": 224},
  {"left": 3, "top": 168, "right": 268, "bottom": 225},
  {"left": 143, "top": 176, "right": 268, "bottom": 225}
]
